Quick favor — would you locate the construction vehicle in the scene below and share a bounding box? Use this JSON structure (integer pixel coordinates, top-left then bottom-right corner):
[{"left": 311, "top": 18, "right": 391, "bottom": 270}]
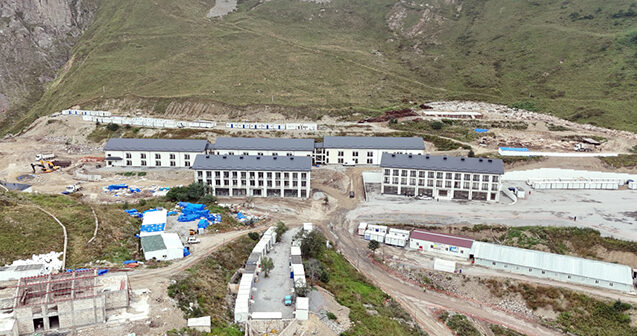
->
[
  {"left": 35, "top": 153, "right": 55, "bottom": 160},
  {"left": 31, "top": 160, "right": 60, "bottom": 174}
]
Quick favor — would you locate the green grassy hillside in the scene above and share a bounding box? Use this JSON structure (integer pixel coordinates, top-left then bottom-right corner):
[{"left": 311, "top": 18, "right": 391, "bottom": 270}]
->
[{"left": 5, "top": 0, "right": 636, "bottom": 133}]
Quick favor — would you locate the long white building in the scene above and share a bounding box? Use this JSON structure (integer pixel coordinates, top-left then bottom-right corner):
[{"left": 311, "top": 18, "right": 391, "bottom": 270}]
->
[
  {"left": 104, "top": 138, "right": 209, "bottom": 168},
  {"left": 313, "top": 136, "right": 425, "bottom": 165},
  {"left": 192, "top": 154, "right": 312, "bottom": 198},
  {"left": 380, "top": 153, "right": 504, "bottom": 201},
  {"left": 209, "top": 137, "right": 315, "bottom": 158}
]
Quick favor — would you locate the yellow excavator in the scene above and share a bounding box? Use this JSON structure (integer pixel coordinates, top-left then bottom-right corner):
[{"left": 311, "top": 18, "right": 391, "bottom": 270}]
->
[{"left": 30, "top": 160, "right": 60, "bottom": 174}]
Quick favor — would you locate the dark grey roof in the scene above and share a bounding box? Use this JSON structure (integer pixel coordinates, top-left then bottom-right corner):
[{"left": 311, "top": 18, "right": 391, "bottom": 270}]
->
[
  {"left": 0, "top": 181, "right": 32, "bottom": 191},
  {"left": 321, "top": 136, "right": 425, "bottom": 150},
  {"left": 380, "top": 153, "right": 504, "bottom": 174},
  {"left": 104, "top": 138, "right": 209, "bottom": 152},
  {"left": 192, "top": 154, "right": 311, "bottom": 171},
  {"left": 211, "top": 137, "right": 315, "bottom": 151}
]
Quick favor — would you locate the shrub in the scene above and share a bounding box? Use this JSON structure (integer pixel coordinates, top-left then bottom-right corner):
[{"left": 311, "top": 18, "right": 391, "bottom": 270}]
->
[
  {"left": 248, "top": 232, "right": 260, "bottom": 241},
  {"left": 165, "top": 183, "right": 206, "bottom": 202},
  {"left": 301, "top": 230, "right": 327, "bottom": 259},
  {"left": 106, "top": 123, "right": 119, "bottom": 131},
  {"left": 431, "top": 121, "right": 444, "bottom": 130},
  {"left": 509, "top": 100, "right": 538, "bottom": 112},
  {"left": 275, "top": 221, "right": 288, "bottom": 242},
  {"left": 327, "top": 312, "right": 337, "bottom": 320}
]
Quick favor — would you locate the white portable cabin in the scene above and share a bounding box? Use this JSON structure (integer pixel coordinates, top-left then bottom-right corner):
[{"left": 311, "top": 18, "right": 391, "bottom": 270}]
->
[
  {"left": 291, "top": 246, "right": 302, "bottom": 256},
  {"left": 357, "top": 222, "right": 368, "bottom": 236},
  {"left": 234, "top": 295, "right": 250, "bottom": 323},
  {"left": 384, "top": 228, "right": 410, "bottom": 247},
  {"left": 364, "top": 224, "right": 387, "bottom": 242},
  {"left": 629, "top": 180, "right": 636, "bottom": 190},
  {"left": 251, "top": 312, "right": 283, "bottom": 320},
  {"left": 303, "top": 222, "right": 313, "bottom": 232},
  {"left": 433, "top": 258, "right": 456, "bottom": 273},
  {"left": 253, "top": 240, "right": 269, "bottom": 255},
  {"left": 295, "top": 297, "right": 309, "bottom": 320},
  {"left": 292, "top": 264, "right": 306, "bottom": 288}
]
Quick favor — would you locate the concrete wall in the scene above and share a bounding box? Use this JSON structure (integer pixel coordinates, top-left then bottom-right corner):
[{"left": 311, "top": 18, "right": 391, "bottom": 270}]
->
[
  {"left": 104, "top": 289, "right": 129, "bottom": 310},
  {"left": 14, "top": 308, "right": 33, "bottom": 335},
  {"left": 105, "top": 150, "right": 203, "bottom": 168},
  {"left": 409, "top": 238, "right": 472, "bottom": 259},
  {"left": 474, "top": 258, "right": 634, "bottom": 293}
]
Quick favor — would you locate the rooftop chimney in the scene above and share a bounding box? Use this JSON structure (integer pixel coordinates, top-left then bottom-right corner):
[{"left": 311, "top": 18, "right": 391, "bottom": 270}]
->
[
  {"left": 408, "top": 154, "right": 413, "bottom": 158},
  {"left": 391, "top": 154, "right": 396, "bottom": 157},
  {"left": 290, "top": 157, "right": 294, "bottom": 160},
  {"left": 256, "top": 156, "right": 261, "bottom": 160},
  {"left": 273, "top": 157, "right": 277, "bottom": 160}
]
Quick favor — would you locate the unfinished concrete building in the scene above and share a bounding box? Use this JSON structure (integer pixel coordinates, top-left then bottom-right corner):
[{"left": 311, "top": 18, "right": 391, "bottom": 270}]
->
[{"left": 2, "top": 270, "right": 129, "bottom": 335}]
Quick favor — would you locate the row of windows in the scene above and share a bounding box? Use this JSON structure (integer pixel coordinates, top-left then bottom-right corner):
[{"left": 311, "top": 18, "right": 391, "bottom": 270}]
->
[
  {"left": 384, "top": 177, "right": 499, "bottom": 190},
  {"left": 201, "top": 179, "right": 307, "bottom": 188},
  {"left": 219, "top": 151, "right": 310, "bottom": 157},
  {"left": 123, "top": 153, "right": 186, "bottom": 160},
  {"left": 384, "top": 169, "right": 499, "bottom": 182},
  {"left": 128, "top": 160, "right": 189, "bottom": 167},
  {"left": 197, "top": 171, "right": 308, "bottom": 179},
  {"left": 338, "top": 158, "right": 373, "bottom": 164},
  {"left": 337, "top": 151, "right": 374, "bottom": 157}
]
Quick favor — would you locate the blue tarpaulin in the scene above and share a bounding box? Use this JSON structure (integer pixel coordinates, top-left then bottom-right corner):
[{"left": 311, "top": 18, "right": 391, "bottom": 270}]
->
[
  {"left": 474, "top": 128, "right": 489, "bottom": 133},
  {"left": 123, "top": 260, "right": 138, "bottom": 265},
  {"left": 140, "top": 223, "right": 165, "bottom": 233},
  {"left": 499, "top": 147, "right": 530, "bottom": 152},
  {"left": 183, "top": 247, "right": 191, "bottom": 257},
  {"left": 107, "top": 184, "right": 128, "bottom": 191},
  {"left": 237, "top": 212, "right": 246, "bottom": 220},
  {"left": 167, "top": 211, "right": 178, "bottom": 216},
  {"left": 198, "top": 219, "right": 209, "bottom": 229},
  {"left": 97, "top": 269, "right": 109, "bottom": 276}
]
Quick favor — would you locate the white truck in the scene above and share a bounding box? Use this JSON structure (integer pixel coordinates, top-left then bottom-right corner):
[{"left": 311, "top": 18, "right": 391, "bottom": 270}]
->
[
  {"left": 63, "top": 184, "right": 82, "bottom": 194},
  {"left": 35, "top": 153, "right": 56, "bottom": 160}
]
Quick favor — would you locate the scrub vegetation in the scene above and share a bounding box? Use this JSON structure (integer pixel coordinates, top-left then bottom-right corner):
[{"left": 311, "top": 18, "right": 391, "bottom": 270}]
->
[{"left": 4, "top": 0, "right": 636, "bottom": 135}]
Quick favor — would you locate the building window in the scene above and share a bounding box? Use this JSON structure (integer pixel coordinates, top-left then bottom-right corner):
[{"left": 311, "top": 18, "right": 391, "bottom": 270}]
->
[
  {"left": 436, "top": 180, "right": 442, "bottom": 187},
  {"left": 427, "top": 180, "right": 433, "bottom": 187},
  {"left": 267, "top": 172, "right": 272, "bottom": 178},
  {"left": 243, "top": 152, "right": 249, "bottom": 156},
  {"left": 384, "top": 177, "right": 390, "bottom": 184},
  {"left": 206, "top": 171, "right": 212, "bottom": 178},
  {"left": 367, "top": 158, "right": 373, "bottom": 164},
  {"left": 392, "top": 177, "right": 398, "bottom": 184},
  {"left": 352, "top": 151, "right": 358, "bottom": 157},
  {"left": 185, "top": 161, "right": 190, "bottom": 167},
  {"left": 428, "top": 172, "right": 434, "bottom": 178},
  {"left": 301, "top": 173, "right": 307, "bottom": 179},
  {"left": 155, "top": 161, "right": 161, "bottom": 166},
  {"left": 353, "top": 158, "right": 358, "bottom": 164},
  {"left": 595, "top": 280, "right": 599, "bottom": 284},
  {"left": 198, "top": 171, "right": 203, "bottom": 177},
  {"left": 338, "top": 151, "right": 344, "bottom": 157},
  {"left": 126, "top": 153, "right": 132, "bottom": 159},
  {"left": 454, "top": 173, "right": 461, "bottom": 180},
  {"left": 541, "top": 271, "right": 545, "bottom": 274},
  {"left": 384, "top": 169, "right": 391, "bottom": 176},
  {"left": 170, "top": 154, "right": 176, "bottom": 160},
  {"left": 401, "top": 178, "right": 407, "bottom": 185},
  {"left": 445, "top": 181, "right": 451, "bottom": 188},
  {"left": 492, "top": 262, "right": 496, "bottom": 265},
  {"left": 367, "top": 151, "right": 373, "bottom": 157},
  {"left": 170, "top": 161, "right": 176, "bottom": 167},
  {"left": 483, "top": 175, "right": 489, "bottom": 182},
  {"left": 410, "top": 170, "right": 416, "bottom": 177},
  {"left": 464, "top": 173, "right": 470, "bottom": 180},
  {"left": 126, "top": 160, "right": 132, "bottom": 166},
  {"left": 185, "top": 154, "right": 190, "bottom": 160},
  {"left": 301, "top": 181, "right": 306, "bottom": 187},
  {"left": 419, "top": 171, "right": 426, "bottom": 178},
  {"left": 493, "top": 176, "right": 499, "bottom": 182},
  {"left": 436, "top": 172, "right": 443, "bottom": 179},
  {"left": 473, "top": 175, "right": 480, "bottom": 181},
  {"left": 141, "top": 160, "right": 147, "bottom": 166},
  {"left": 482, "top": 183, "right": 489, "bottom": 191},
  {"left": 140, "top": 153, "right": 146, "bottom": 159},
  {"left": 155, "top": 153, "right": 161, "bottom": 159},
  {"left": 445, "top": 173, "right": 452, "bottom": 179},
  {"left": 610, "top": 283, "right": 613, "bottom": 286},
  {"left": 338, "top": 158, "right": 344, "bottom": 164},
  {"left": 401, "top": 170, "right": 407, "bottom": 177},
  {"left": 393, "top": 169, "right": 399, "bottom": 176},
  {"left": 258, "top": 152, "right": 264, "bottom": 156}
]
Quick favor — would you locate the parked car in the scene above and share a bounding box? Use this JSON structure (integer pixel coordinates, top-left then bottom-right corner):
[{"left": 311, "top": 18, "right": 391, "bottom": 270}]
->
[
  {"left": 342, "top": 161, "right": 356, "bottom": 167},
  {"left": 186, "top": 237, "right": 201, "bottom": 244},
  {"left": 349, "top": 191, "right": 355, "bottom": 198},
  {"left": 284, "top": 295, "right": 293, "bottom": 306},
  {"left": 415, "top": 194, "right": 432, "bottom": 200}
]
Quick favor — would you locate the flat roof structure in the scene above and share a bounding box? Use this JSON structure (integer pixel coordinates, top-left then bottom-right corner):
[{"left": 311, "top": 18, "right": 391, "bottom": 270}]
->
[
  {"left": 104, "top": 138, "right": 209, "bottom": 152},
  {"left": 211, "top": 137, "right": 315, "bottom": 151},
  {"left": 192, "top": 154, "right": 311, "bottom": 171},
  {"left": 320, "top": 136, "right": 425, "bottom": 150},
  {"left": 140, "top": 235, "right": 166, "bottom": 252},
  {"left": 410, "top": 230, "right": 474, "bottom": 248},
  {"left": 381, "top": 153, "right": 504, "bottom": 175},
  {"left": 473, "top": 242, "right": 634, "bottom": 286}
]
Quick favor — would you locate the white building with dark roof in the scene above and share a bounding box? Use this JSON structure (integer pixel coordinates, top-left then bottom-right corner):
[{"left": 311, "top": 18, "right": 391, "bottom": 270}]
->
[
  {"left": 192, "top": 154, "right": 311, "bottom": 198},
  {"left": 313, "top": 136, "right": 425, "bottom": 165},
  {"left": 104, "top": 138, "right": 209, "bottom": 168},
  {"left": 210, "top": 137, "right": 315, "bottom": 158},
  {"left": 380, "top": 153, "right": 504, "bottom": 201}
]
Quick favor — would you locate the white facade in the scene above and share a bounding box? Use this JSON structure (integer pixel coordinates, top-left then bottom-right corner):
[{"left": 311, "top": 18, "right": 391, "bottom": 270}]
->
[
  {"left": 316, "top": 148, "right": 424, "bottom": 165},
  {"left": 303, "top": 223, "right": 313, "bottom": 232},
  {"left": 292, "top": 264, "right": 306, "bottom": 288},
  {"left": 433, "top": 258, "right": 457, "bottom": 273},
  {"left": 195, "top": 168, "right": 311, "bottom": 198},
  {"left": 408, "top": 231, "right": 474, "bottom": 259},
  {"left": 357, "top": 222, "right": 368, "bottom": 235},
  {"left": 364, "top": 224, "right": 387, "bottom": 242},
  {"left": 384, "top": 228, "right": 410, "bottom": 247},
  {"left": 213, "top": 149, "right": 313, "bottom": 157},
  {"left": 106, "top": 150, "right": 201, "bottom": 168},
  {"left": 381, "top": 167, "right": 502, "bottom": 201}
]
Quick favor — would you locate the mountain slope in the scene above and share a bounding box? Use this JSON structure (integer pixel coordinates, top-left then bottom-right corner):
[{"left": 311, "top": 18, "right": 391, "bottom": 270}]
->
[{"left": 4, "top": 0, "right": 636, "bottom": 133}]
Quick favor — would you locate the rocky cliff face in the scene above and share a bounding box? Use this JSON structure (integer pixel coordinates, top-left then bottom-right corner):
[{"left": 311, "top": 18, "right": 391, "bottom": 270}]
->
[{"left": 0, "top": 0, "right": 98, "bottom": 119}]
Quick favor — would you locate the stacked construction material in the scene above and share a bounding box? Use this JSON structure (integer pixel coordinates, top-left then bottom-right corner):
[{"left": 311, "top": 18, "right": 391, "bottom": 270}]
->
[{"left": 177, "top": 202, "right": 222, "bottom": 223}]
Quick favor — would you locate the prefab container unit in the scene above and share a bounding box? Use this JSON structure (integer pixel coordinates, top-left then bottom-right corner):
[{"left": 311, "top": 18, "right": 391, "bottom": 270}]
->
[
  {"left": 358, "top": 222, "right": 368, "bottom": 235},
  {"left": 473, "top": 242, "right": 635, "bottom": 293},
  {"left": 365, "top": 224, "right": 388, "bottom": 242},
  {"left": 82, "top": 115, "right": 92, "bottom": 121},
  {"left": 433, "top": 258, "right": 456, "bottom": 273},
  {"left": 409, "top": 230, "right": 474, "bottom": 259},
  {"left": 253, "top": 240, "right": 269, "bottom": 255},
  {"left": 291, "top": 246, "right": 302, "bottom": 256},
  {"left": 384, "top": 228, "right": 411, "bottom": 247},
  {"left": 234, "top": 295, "right": 250, "bottom": 323},
  {"left": 251, "top": 312, "right": 283, "bottom": 320},
  {"left": 291, "top": 264, "right": 306, "bottom": 288},
  {"left": 295, "top": 297, "right": 309, "bottom": 320},
  {"left": 244, "top": 252, "right": 262, "bottom": 275},
  {"left": 303, "top": 222, "right": 313, "bottom": 232},
  {"left": 629, "top": 181, "right": 637, "bottom": 190}
]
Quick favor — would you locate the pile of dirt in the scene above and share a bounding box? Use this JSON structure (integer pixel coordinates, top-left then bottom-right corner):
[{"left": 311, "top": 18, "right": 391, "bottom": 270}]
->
[{"left": 360, "top": 108, "right": 417, "bottom": 123}]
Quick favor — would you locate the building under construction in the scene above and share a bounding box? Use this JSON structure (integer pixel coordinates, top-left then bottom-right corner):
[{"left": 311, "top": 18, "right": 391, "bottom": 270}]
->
[{"left": 0, "top": 270, "right": 129, "bottom": 335}]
